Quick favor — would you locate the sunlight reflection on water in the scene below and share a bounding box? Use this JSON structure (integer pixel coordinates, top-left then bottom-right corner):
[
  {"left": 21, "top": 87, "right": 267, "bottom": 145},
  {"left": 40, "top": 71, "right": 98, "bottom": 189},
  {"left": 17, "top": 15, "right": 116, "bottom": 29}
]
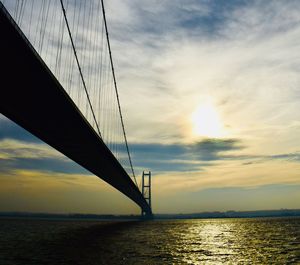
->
[
  {"left": 170, "top": 219, "right": 300, "bottom": 264},
  {"left": 0, "top": 217, "right": 299, "bottom": 264},
  {"left": 179, "top": 221, "right": 236, "bottom": 264}
]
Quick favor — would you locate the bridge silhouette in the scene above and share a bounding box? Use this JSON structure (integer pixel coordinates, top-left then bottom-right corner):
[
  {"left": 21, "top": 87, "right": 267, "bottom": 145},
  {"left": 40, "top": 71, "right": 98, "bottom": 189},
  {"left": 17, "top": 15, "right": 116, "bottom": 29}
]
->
[{"left": 0, "top": 1, "right": 152, "bottom": 217}]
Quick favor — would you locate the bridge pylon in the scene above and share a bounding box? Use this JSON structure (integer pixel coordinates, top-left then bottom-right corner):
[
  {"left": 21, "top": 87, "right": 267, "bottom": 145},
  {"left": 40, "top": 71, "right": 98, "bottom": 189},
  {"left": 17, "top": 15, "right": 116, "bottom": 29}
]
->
[{"left": 141, "top": 171, "right": 152, "bottom": 218}]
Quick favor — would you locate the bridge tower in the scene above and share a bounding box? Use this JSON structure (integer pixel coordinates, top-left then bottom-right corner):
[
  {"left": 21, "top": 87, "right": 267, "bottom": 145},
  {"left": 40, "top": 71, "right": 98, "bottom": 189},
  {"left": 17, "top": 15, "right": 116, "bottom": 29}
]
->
[{"left": 141, "top": 171, "right": 152, "bottom": 218}]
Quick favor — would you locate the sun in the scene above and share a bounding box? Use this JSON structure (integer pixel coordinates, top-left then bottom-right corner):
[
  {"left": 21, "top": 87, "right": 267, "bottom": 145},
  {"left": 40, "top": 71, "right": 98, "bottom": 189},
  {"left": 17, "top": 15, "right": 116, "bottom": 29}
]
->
[{"left": 191, "top": 101, "right": 224, "bottom": 138}]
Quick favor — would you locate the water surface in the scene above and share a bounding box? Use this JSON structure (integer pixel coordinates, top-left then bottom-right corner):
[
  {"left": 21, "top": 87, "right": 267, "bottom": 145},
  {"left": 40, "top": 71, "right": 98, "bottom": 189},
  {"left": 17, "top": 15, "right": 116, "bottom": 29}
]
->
[{"left": 0, "top": 217, "right": 299, "bottom": 264}]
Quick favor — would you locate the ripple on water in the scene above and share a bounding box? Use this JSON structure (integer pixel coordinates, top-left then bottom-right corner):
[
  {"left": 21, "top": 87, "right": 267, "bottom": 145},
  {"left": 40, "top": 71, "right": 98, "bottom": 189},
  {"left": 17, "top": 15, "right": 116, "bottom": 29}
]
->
[{"left": 0, "top": 217, "right": 299, "bottom": 264}]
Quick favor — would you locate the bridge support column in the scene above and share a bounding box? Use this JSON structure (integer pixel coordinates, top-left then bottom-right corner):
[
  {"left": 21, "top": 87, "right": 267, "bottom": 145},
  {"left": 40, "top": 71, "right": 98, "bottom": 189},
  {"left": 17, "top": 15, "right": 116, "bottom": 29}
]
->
[{"left": 141, "top": 171, "right": 152, "bottom": 219}]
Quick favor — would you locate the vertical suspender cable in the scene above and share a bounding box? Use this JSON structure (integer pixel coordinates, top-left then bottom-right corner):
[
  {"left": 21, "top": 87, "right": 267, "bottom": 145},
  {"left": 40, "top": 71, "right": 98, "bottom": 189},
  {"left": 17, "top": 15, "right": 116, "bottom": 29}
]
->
[
  {"left": 100, "top": 0, "right": 137, "bottom": 187},
  {"left": 59, "top": 0, "right": 102, "bottom": 138}
]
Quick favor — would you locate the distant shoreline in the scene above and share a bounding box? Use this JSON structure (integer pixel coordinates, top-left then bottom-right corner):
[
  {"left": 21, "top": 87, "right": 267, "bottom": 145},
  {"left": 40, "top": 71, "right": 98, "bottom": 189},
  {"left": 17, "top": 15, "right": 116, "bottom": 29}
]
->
[{"left": 1, "top": 209, "right": 300, "bottom": 220}]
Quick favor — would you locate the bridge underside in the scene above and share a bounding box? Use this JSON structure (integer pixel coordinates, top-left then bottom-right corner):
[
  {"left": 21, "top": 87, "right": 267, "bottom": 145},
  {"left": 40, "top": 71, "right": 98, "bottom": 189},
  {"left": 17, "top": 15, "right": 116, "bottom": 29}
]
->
[{"left": 0, "top": 4, "right": 151, "bottom": 216}]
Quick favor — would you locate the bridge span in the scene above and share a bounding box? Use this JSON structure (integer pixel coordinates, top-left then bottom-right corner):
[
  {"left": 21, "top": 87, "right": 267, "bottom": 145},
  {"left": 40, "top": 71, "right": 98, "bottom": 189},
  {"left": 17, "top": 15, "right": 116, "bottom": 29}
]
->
[{"left": 0, "top": 3, "right": 152, "bottom": 216}]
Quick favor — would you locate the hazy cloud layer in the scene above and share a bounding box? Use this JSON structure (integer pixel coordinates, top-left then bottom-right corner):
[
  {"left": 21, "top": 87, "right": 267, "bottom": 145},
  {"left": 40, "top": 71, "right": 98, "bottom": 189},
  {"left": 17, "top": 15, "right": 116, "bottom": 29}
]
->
[
  {"left": 154, "top": 184, "right": 300, "bottom": 213},
  {"left": 1, "top": 115, "right": 300, "bottom": 177},
  {"left": 103, "top": 0, "right": 300, "bottom": 150}
]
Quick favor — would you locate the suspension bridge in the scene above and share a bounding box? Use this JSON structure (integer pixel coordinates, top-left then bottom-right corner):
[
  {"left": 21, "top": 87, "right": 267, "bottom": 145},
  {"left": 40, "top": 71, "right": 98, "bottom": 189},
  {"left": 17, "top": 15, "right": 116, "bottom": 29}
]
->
[{"left": 0, "top": 1, "right": 152, "bottom": 217}]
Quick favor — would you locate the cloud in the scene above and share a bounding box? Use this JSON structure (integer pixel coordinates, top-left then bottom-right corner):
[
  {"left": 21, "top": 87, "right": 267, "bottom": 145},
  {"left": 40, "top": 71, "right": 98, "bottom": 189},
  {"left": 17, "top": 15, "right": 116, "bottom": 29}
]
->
[
  {"left": 0, "top": 139, "right": 63, "bottom": 160},
  {"left": 239, "top": 151, "right": 300, "bottom": 165},
  {"left": 0, "top": 156, "right": 89, "bottom": 175},
  {"left": 131, "top": 138, "right": 243, "bottom": 173},
  {"left": 189, "top": 138, "right": 243, "bottom": 160},
  {"left": 271, "top": 152, "right": 300, "bottom": 162},
  {"left": 152, "top": 159, "right": 300, "bottom": 196},
  {"left": 154, "top": 183, "right": 300, "bottom": 213}
]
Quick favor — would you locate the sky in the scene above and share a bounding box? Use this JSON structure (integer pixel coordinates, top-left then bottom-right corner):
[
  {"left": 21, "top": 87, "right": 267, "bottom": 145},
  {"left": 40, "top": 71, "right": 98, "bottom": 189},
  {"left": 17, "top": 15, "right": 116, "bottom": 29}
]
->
[{"left": 1, "top": 0, "right": 300, "bottom": 214}]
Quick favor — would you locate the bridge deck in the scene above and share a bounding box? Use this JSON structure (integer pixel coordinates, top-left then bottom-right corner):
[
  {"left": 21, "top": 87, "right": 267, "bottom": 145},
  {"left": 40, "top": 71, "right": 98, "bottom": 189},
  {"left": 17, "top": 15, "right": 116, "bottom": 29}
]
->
[{"left": 0, "top": 3, "right": 151, "bottom": 215}]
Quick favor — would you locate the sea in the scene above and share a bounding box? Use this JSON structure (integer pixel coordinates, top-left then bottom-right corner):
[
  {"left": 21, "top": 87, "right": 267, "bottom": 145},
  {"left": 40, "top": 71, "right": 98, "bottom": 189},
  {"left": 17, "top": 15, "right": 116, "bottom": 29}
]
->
[{"left": 0, "top": 217, "right": 299, "bottom": 264}]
